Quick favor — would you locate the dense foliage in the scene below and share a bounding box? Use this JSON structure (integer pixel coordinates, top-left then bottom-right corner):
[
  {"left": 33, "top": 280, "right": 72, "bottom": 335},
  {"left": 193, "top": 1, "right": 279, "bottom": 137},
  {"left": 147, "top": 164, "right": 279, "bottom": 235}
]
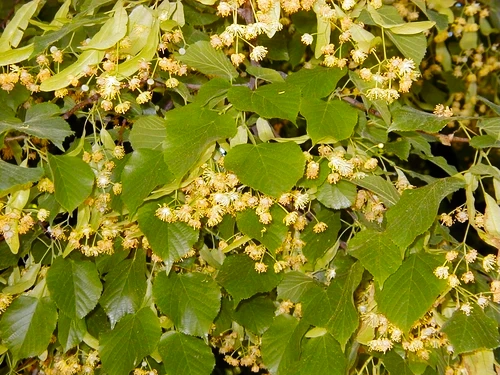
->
[{"left": 0, "top": 0, "right": 500, "bottom": 374}]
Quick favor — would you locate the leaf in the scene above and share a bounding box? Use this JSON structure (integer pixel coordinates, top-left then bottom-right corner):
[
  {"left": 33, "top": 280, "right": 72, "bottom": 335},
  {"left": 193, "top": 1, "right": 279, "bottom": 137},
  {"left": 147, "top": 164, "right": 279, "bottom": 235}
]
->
[
  {"left": 261, "top": 314, "right": 308, "bottom": 375},
  {"left": 385, "top": 31, "right": 427, "bottom": 65},
  {"left": 58, "top": 312, "right": 87, "bottom": 352},
  {"left": 177, "top": 40, "right": 238, "bottom": 80},
  {"left": 0, "top": 160, "right": 43, "bottom": 197},
  {"left": 297, "top": 333, "right": 347, "bottom": 375},
  {"left": 227, "top": 83, "right": 301, "bottom": 123},
  {"left": 40, "top": 50, "right": 105, "bottom": 92},
  {"left": 441, "top": 307, "right": 500, "bottom": 354},
  {"left": 302, "top": 210, "right": 341, "bottom": 264},
  {"left": 137, "top": 200, "right": 199, "bottom": 265},
  {"left": 0, "top": 44, "right": 35, "bottom": 67},
  {"left": 0, "top": 0, "right": 40, "bottom": 52},
  {"left": 99, "top": 252, "right": 147, "bottom": 327},
  {"left": 0, "top": 103, "right": 74, "bottom": 150},
  {"left": 80, "top": 2, "right": 128, "bottom": 50},
  {"left": 484, "top": 193, "right": 500, "bottom": 239},
  {"left": 116, "top": 18, "right": 159, "bottom": 78},
  {"left": 389, "top": 21, "right": 436, "bottom": 34},
  {"left": 236, "top": 206, "right": 288, "bottom": 253},
  {"left": 470, "top": 135, "right": 500, "bottom": 149},
  {"left": 153, "top": 272, "right": 221, "bottom": 337},
  {"left": 0, "top": 295, "right": 57, "bottom": 361},
  {"left": 389, "top": 106, "right": 452, "bottom": 133},
  {"left": 247, "top": 65, "right": 285, "bottom": 83},
  {"left": 277, "top": 271, "right": 316, "bottom": 303},
  {"left": 316, "top": 180, "right": 357, "bottom": 210},
  {"left": 129, "top": 116, "right": 166, "bottom": 150},
  {"left": 376, "top": 253, "right": 447, "bottom": 332},
  {"left": 302, "top": 262, "right": 364, "bottom": 348},
  {"left": 216, "top": 254, "right": 282, "bottom": 304},
  {"left": 348, "top": 230, "right": 402, "bottom": 285},
  {"left": 381, "top": 350, "right": 413, "bottom": 375},
  {"left": 121, "top": 149, "right": 174, "bottom": 213},
  {"left": 163, "top": 104, "right": 236, "bottom": 179},
  {"left": 462, "top": 350, "right": 496, "bottom": 375},
  {"left": 48, "top": 154, "right": 94, "bottom": 212},
  {"left": 194, "top": 78, "right": 232, "bottom": 106},
  {"left": 158, "top": 331, "right": 215, "bottom": 375},
  {"left": 225, "top": 142, "right": 305, "bottom": 197},
  {"left": 286, "top": 67, "right": 346, "bottom": 99},
  {"left": 46, "top": 257, "right": 102, "bottom": 319},
  {"left": 234, "top": 295, "right": 275, "bottom": 334},
  {"left": 478, "top": 118, "right": 500, "bottom": 139},
  {"left": 300, "top": 98, "right": 358, "bottom": 144},
  {"left": 385, "top": 177, "right": 464, "bottom": 249},
  {"left": 351, "top": 175, "right": 400, "bottom": 207},
  {"left": 99, "top": 307, "right": 161, "bottom": 375}
]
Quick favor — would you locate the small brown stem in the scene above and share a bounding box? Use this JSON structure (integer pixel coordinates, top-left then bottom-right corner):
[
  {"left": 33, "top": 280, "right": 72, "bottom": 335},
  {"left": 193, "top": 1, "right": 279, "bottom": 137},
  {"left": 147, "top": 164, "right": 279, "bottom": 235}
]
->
[{"left": 63, "top": 93, "right": 100, "bottom": 120}]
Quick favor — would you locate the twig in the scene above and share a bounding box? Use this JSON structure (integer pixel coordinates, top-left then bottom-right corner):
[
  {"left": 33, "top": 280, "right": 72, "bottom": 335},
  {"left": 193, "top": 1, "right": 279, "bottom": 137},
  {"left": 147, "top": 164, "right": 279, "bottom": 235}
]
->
[
  {"left": 4, "top": 135, "right": 27, "bottom": 142},
  {"left": 63, "top": 93, "right": 100, "bottom": 119},
  {"left": 341, "top": 96, "right": 382, "bottom": 117}
]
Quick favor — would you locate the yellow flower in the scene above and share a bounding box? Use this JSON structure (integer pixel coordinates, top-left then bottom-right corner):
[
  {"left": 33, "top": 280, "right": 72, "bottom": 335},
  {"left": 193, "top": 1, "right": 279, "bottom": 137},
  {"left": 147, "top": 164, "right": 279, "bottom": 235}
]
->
[
  {"left": 115, "top": 101, "right": 131, "bottom": 114},
  {"left": 136, "top": 91, "right": 152, "bottom": 104}
]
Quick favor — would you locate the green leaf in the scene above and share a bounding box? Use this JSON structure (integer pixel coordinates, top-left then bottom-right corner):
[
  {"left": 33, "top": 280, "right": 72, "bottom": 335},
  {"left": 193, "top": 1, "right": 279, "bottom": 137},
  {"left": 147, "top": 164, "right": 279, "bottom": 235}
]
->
[
  {"left": 0, "top": 44, "right": 35, "bottom": 67},
  {"left": 58, "top": 311, "right": 87, "bottom": 352},
  {"left": 216, "top": 254, "right": 282, "bottom": 304},
  {"left": 40, "top": 50, "right": 105, "bottom": 92},
  {"left": 247, "top": 65, "right": 285, "bottom": 83},
  {"left": 385, "top": 177, "right": 464, "bottom": 249},
  {"left": 177, "top": 40, "right": 238, "bottom": 80},
  {"left": 0, "top": 0, "right": 40, "bottom": 52},
  {"left": 0, "top": 160, "right": 43, "bottom": 197},
  {"left": 286, "top": 67, "right": 346, "bottom": 99},
  {"left": 121, "top": 149, "right": 174, "bottom": 214},
  {"left": 80, "top": 2, "right": 128, "bottom": 50},
  {"left": 158, "top": 331, "right": 215, "bottom": 375},
  {"left": 381, "top": 350, "right": 413, "bottom": 375},
  {"left": 194, "top": 78, "right": 232, "bottom": 106},
  {"left": 351, "top": 175, "right": 400, "bottom": 207},
  {"left": 389, "top": 106, "right": 452, "bottom": 133},
  {"left": 302, "top": 210, "right": 341, "bottom": 264},
  {"left": 300, "top": 98, "right": 358, "bottom": 144},
  {"left": 478, "top": 118, "right": 500, "bottom": 139},
  {"left": 376, "top": 253, "right": 447, "bottom": 332},
  {"left": 389, "top": 21, "right": 436, "bottom": 34},
  {"left": 385, "top": 31, "right": 427, "bottom": 65},
  {"left": 261, "top": 314, "right": 308, "bottom": 375},
  {"left": 48, "top": 154, "right": 94, "bottom": 212},
  {"left": 316, "top": 180, "right": 357, "bottom": 210},
  {"left": 0, "top": 295, "right": 57, "bottom": 361},
  {"left": 441, "top": 307, "right": 500, "bottom": 354},
  {"left": 0, "top": 103, "right": 74, "bottom": 150},
  {"left": 99, "top": 307, "right": 161, "bottom": 375},
  {"left": 129, "top": 116, "right": 166, "bottom": 150},
  {"left": 277, "top": 271, "right": 317, "bottom": 303},
  {"left": 100, "top": 251, "right": 147, "bottom": 327},
  {"left": 302, "top": 262, "right": 364, "bottom": 348},
  {"left": 234, "top": 295, "right": 275, "bottom": 334},
  {"left": 470, "top": 135, "right": 500, "bottom": 149},
  {"left": 137, "top": 200, "right": 199, "bottom": 265},
  {"left": 297, "top": 333, "right": 347, "bottom": 375},
  {"left": 46, "top": 257, "right": 102, "bottom": 319},
  {"left": 225, "top": 142, "right": 305, "bottom": 197},
  {"left": 153, "top": 272, "right": 221, "bottom": 337},
  {"left": 163, "top": 104, "right": 236, "bottom": 179},
  {"left": 227, "top": 83, "right": 301, "bottom": 123},
  {"left": 236, "top": 206, "right": 288, "bottom": 253},
  {"left": 348, "top": 230, "right": 402, "bottom": 285}
]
